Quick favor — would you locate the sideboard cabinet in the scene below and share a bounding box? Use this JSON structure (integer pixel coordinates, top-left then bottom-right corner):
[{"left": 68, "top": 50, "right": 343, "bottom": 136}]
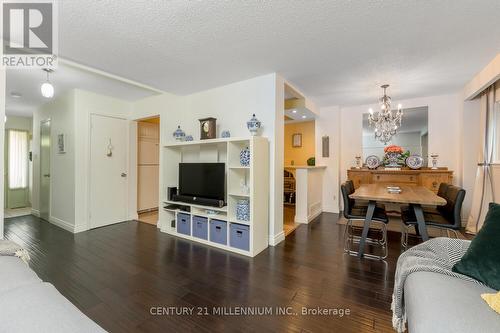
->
[{"left": 347, "top": 168, "right": 453, "bottom": 193}]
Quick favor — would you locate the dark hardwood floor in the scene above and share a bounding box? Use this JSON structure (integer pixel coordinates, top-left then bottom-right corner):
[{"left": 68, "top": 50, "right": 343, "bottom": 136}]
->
[{"left": 4, "top": 213, "right": 401, "bottom": 333}]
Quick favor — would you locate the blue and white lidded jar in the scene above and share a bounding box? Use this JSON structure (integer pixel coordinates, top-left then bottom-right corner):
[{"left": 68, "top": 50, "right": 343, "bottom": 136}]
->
[
  {"left": 236, "top": 199, "right": 250, "bottom": 221},
  {"left": 184, "top": 135, "right": 194, "bottom": 141},
  {"left": 246, "top": 114, "right": 261, "bottom": 136},
  {"left": 173, "top": 126, "right": 185, "bottom": 141},
  {"left": 240, "top": 147, "right": 250, "bottom": 167},
  {"left": 221, "top": 130, "right": 231, "bottom": 138}
]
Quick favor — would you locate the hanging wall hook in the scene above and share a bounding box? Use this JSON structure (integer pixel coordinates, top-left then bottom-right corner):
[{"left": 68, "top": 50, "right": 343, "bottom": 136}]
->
[{"left": 107, "top": 138, "right": 113, "bottom": 157}]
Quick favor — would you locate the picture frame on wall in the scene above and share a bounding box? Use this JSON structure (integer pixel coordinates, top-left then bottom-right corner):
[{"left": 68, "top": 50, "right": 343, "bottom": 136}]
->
[
  {"left": 292, "top": 133, "right": 302, "bottom": 147},
  {"left": 57, "top": 133, "right": 66, "bottom": 154}
]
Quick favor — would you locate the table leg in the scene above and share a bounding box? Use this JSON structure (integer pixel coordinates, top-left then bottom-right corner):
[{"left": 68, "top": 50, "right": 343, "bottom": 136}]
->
[
  {"left": 413, "top": 204, "right": 429, "bottom": 241},
  {"left": 358, "top": 200, "right": 376, "bottom": 258}
]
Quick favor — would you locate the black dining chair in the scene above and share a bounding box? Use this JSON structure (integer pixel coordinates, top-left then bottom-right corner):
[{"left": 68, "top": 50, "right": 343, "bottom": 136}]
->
[
  {"left": 401, "top": 184, "right": 465, "bottom": 249},
  {"left": 341, "top": 181, "right": 389, "bottom": 259}
]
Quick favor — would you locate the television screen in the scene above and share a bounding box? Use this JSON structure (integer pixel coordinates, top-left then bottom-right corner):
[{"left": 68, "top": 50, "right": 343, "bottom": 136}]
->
[{"left": 179, "top": 163, "right": 225, "bottom": 201}]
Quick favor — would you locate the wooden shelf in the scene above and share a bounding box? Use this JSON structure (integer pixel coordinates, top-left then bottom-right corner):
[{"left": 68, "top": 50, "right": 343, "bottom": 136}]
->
[
  {"left": 163, "top": 137, "right": 251, "bottom": 147},
  {"left": 228, "top": 192, "right": 250, "bottom": 197},
  {"left": 229, "top": 166, "right": 250, "bottom": 169},
  {"left": 163, "top": 200, "right": 227, "bottom": 212}
]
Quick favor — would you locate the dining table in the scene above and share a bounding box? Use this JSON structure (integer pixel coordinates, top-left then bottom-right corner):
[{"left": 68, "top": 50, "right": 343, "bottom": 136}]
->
[{"left": 349, "top": 183, "right": 447, "bottom": 258}]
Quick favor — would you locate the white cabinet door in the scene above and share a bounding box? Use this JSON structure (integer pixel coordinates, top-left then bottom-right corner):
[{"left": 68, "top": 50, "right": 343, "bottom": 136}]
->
[{"left": 137, "top": 165, "right": 159, "bottom": 211}]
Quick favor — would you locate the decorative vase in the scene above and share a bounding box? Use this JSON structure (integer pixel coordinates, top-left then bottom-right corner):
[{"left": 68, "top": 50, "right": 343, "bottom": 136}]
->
[
  {"left": 173, "top": 125, "right": 185, "bottom": 141},
  {"left": 307, "top": 157, "right": 315, "bottom": 166},
  {"left": 221, "top": 130, "right": 231, "bottom": 138},
  {"left": 386, "top": 152, "right": 401, "bottom": 168},
  {"left": 240, "top": 179, "right": 250, "bottom": 195},
  {"left": 246, "top": 114, "right": 261, "bottom": 136},
  {"left": 355, "top": 156, "right": 362, "bottom": 169},
  {"left": 236, "top": 199, "right": 250, "bottom": 221},
  {"left": 184, "top": 135, "right": 194, "bottom": 141},
  {"left": 430, "top": 154, "right": 439, "bottom": 169},
  {"left": 240, "top": 147, "right": 250, "bottom": 167}
]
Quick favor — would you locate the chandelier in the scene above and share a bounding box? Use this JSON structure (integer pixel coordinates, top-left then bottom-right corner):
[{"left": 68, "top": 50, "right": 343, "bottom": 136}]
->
[{"left": 368, "top": 84, "right": 403, "bottom": 144}]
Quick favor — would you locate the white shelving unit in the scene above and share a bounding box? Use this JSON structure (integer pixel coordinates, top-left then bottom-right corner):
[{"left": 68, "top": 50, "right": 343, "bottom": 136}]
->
[{"left": 159, "top": 136, "right": 269, "bottom": 257}]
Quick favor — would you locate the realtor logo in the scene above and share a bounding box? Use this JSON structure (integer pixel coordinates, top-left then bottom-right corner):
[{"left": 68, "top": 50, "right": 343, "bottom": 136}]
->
[{"left": 1, "top": 0, "right": 58, "bottom": 68}]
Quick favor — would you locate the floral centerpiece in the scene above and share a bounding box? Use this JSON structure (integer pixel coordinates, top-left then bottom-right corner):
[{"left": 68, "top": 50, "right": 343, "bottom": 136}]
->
[{"left": 383, "top": 145, "right": 408, "bottom": 168}]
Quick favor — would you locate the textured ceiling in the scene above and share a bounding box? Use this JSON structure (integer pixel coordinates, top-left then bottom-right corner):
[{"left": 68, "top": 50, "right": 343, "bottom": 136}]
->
[
  {"left": 6, "top": 64, "right": 156, "bottom": 116},
  {"left": 56, "top": 0, "right": 500, "bottom": 106}
]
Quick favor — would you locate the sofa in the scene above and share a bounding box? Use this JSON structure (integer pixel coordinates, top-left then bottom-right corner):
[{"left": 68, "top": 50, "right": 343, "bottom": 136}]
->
[
  {"left": 404, "top": 271, "right": 500, "bottom": 332},
  {"left": 0, "top": 256, "right": 105, "bottom": 333}
]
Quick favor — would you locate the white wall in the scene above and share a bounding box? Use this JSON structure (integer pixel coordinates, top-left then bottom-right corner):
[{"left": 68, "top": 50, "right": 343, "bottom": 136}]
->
[
  {"left": 0, "top": 68, "right": 5, "bottom": 238},
  {"left": 32, "top": 89, "right": 133, "bottom": 233},
  {"left": 5, "top": 116, "right": 32, "bottom": 131},
  {"left": 32, "top": 90, "right": 76, "bottom": 230},
  {"left": 339, "top": 93, "right": 462, "bottom": 184},
  {"left": 315, "top": 106, "right": 340, "bottom": 213},
  {"left": 73, "top": 89, "right": 132, "bottom": 232},
  {"left": 328, "top": 93, "right": 462, "bottom": 211},
  {"left": 132, "top": 73, "right": 285, "bottom": 245}
]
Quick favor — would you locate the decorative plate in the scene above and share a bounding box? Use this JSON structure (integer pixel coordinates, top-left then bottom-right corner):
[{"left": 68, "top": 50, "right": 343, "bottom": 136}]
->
[
  {"left": 406, "top": 154, "right": 424, "bottom": 169},
  {"left": 365, "top": 155, "right": 380, "bottom": 169}
]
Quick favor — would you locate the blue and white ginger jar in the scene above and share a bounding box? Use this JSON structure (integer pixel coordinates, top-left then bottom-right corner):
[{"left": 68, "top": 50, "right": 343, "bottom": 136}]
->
[
  {"left": 240, "top": 147, "right": 250, "bottom": 167},
  {"left": 173, "top": 126, "right": 185, "bottom": 141},
  {"left": 236, "top": 199, "right": 250, "bottom": 221},
  {"left": 246, "top": 114, "right": 261, "bottom": 136},
  {"left": 221, "top": 130, "right": 231, "bottom": 138}
]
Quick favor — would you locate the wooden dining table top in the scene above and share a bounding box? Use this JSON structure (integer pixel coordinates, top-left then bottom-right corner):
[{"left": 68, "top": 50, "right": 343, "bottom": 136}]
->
[{"left": 349, "top": 184, "right": 447, "bottom": 206}]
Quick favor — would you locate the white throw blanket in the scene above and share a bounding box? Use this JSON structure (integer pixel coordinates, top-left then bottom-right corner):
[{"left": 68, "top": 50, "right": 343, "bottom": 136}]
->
[
  {"left": 0, "top": 240, "right": 30, "bottom": 264},
  {"left": 391, "top": 237, "right": 482, "bottom": 332}
]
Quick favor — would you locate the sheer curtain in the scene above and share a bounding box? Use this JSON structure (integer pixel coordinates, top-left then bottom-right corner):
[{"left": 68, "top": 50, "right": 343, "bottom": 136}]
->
[
  {"left": 8, "top": 130, "right": 28, "bottom": 189},
  {"left": 466, "top": 84, "right": 497, "bottom": 233}
]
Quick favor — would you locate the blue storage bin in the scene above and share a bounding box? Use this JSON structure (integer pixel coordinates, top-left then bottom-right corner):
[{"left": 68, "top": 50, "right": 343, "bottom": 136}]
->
[
  {"left": 177, "top": 212, "right": 191, "bottom": 235},
  {"left": 210, "top": 219, "right": 227, "bottom": 245},
  {"left": 230, "top": 223, "right": 250, "bottom": 251},
  {"left": 192, "top": 216, "right": 208, "bottom": 240}
]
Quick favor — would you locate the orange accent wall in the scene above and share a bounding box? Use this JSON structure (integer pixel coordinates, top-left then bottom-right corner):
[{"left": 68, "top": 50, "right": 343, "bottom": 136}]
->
[{"left": 284, "top": 121, "right": 315, "bottom": 166}]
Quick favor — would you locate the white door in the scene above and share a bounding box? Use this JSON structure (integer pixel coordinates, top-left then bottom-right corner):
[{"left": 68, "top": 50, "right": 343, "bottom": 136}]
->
[
  {"left": 89, "top": 114, "right": 128, "bottom": 229},
  {"left": 40, "top": 120, "right": 51, "bottom": 221}
]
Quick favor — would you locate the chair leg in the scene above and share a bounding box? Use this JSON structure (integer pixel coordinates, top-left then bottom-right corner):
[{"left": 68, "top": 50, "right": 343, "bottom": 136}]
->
[
  {"left": 401, "top": 225, "right": 411, "bottom": 251},
  {"left": 380, "top": 223, "right": 388, "bottom": 259},
  {"left": 343, "top": 219, "right": 353, "bottom": 253},
  {"left": 344, "top": 219, "right": 388, "bottom": 260}
]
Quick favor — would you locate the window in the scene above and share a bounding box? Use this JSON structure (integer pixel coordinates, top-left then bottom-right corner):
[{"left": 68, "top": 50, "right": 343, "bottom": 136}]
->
[{"left": 8, "top": 130, "right": 28, "bottom": 189}]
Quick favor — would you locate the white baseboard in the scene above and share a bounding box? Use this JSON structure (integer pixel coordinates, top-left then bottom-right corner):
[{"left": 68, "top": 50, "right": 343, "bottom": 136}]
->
[
  {"left": 73, "top": 224, "right": 89, "bottom": 233},
  {"left": 295, "top": 209, "right": 323, "bottom": 224},
  {"left": 269, "top": 231, "right": 285, "bottom": 246},
  {"left": 49, "top": 216, "right": 75, "bottom": 233},
  {"left": 31, "top": 209, "right": 40, "bottom": 217},
  {"left": 322, "top": 205, "right": 339, "bottom": 213},
  {"left": 294, "top": 215, "right": 308, "bottom": 224}
]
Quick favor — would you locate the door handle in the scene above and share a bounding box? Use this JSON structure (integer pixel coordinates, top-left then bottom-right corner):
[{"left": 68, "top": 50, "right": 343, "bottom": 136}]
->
[
  {"left": 121, "top": 173, "right": 127, "bottom": 177},
  {"left": 43, "top": 174, "right": 50, "bottom": 178}
]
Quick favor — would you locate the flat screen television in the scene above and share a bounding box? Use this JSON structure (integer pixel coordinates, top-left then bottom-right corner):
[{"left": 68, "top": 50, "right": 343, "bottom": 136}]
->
[{"left": 178, "top": 163, "right": 225, "bottom": 201}]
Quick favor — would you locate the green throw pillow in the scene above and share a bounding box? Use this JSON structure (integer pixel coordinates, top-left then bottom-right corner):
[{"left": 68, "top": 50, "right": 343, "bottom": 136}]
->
[{"left": 453, "top": 202, "right": 500, "bottom": 290}]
